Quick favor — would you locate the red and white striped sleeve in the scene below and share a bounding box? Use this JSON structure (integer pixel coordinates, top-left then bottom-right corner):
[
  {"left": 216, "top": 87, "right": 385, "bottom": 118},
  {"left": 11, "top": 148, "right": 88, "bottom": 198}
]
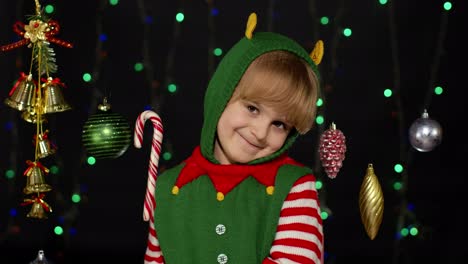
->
[{"left": 263, "top": 174, "right": 324, "bottom": 264}]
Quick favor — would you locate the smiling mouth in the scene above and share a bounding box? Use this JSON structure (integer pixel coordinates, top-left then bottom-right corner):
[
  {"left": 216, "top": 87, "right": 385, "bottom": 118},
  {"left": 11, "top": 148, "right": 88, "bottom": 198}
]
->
[{"left": 239, "top": 133, "right": 263, "bottom": 149}]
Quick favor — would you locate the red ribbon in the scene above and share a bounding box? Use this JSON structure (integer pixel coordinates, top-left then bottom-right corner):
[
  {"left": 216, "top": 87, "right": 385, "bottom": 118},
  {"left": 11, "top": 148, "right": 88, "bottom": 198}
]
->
[
  {"left": 32, "top": 130, "right": 49, "bottom": 143},
  {"left": 41, "top": 77, "right": 67, "bottom": 88},
  {"left": 21, "top": 193, "right": 51, "bottom": 212},
  {"left": 32, "top": 131, "right": 57, "bottom": 149},
  {"left": 9, "top": 72, "right": 31, "bottom": 96},
  {"left": 44, "top": 20, "right": 73, "bottom": 48},
  {"left": 23, "top": 160, "right": 49, "bottom": 176},
  {"left": 0, "top": 19, "right": 73, "bottom": 52}
]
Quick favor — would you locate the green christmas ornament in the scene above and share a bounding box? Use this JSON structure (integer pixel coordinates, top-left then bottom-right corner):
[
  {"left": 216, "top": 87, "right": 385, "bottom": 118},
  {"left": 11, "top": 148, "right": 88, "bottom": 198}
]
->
[{"left": 82, "top": 98, "right": 131, "bottom": 159}]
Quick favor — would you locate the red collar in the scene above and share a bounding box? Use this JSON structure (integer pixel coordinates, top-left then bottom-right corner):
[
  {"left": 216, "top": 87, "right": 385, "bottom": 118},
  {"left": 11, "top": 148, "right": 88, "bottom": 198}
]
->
[{"left": 174, "top": 146, "right": 300, "bottom": 197}]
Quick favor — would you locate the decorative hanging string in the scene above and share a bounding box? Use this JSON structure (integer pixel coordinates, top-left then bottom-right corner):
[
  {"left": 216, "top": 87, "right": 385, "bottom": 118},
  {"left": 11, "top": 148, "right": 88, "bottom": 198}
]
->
[
  {"left": 136, "top": 0, "right": 159, "bottom": 109},
  {"left": 307, "top": 0, "right": 345, "bottom": 218},
  {"left": 135, "top": 0, "right": 180, "bottom": 167},
  {"left": 422, "top": 9, "right": 448, "bottom": 112},
  {"left": 387, "top": 1, "right": 449, "bottom": 263},
  {"left": 33, "top": 0, "right": 107, "bottom": 246},
  {"left": 160, "top": 0, "right": 183, "bottom": 113},
  {"left": 307, "top": 0, "right": 321, "bottom": 41},
  {"left": 87, "top": 0, "right": 107, "bottom": 111},
  {"left": 206, "top": 0, "right": 216, "bottom": 78},
  {"left": 386, "top": 2, "right": 413, "bottom": 262}
]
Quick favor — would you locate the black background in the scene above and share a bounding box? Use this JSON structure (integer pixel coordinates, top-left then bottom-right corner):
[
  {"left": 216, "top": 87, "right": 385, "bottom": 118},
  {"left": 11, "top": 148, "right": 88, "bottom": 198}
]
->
[{"left": 0, "top": 0, "right": 464, "bottom": 263}]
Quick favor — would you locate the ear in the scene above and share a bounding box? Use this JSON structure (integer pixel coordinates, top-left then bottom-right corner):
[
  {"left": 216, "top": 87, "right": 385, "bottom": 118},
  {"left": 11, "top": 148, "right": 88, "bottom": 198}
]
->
[
  {"left": 245, "top": 13, "right": 257, "bottom": 39},
  {"left": 310, "top": 40, "right": 324, "bottom": 65}
]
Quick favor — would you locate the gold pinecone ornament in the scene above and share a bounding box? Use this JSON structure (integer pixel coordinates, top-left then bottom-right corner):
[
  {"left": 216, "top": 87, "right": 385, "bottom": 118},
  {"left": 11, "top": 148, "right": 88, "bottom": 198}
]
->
[{"left": 359, "top": 164, "right": 384, "bottom": 240}]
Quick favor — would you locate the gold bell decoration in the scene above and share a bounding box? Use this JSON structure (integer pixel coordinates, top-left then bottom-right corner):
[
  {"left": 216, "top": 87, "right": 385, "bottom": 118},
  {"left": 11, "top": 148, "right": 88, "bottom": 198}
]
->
[
  {"left": 35, "top": 131, "right": 56, "bottom": 159},
  {"left": 23, "top": 160, "right": 52, "bottom": 195},
  {"left": 4, "top": 72, "right": 36, "bottom": 111},
  {"left": 21, "top": 109, "right": 47, "bottom": 124},
  {"left": 0, "top": 0, "right": 73, "bottom": 218},
  {"left": 22, "top": 193, "right": 52, "bottom": 219},
  {"left": 42, "top": 77, "right": 72, "bottom": 114},
  {"left": 359, "top": 164, "right": 384, "bottom": 240}
]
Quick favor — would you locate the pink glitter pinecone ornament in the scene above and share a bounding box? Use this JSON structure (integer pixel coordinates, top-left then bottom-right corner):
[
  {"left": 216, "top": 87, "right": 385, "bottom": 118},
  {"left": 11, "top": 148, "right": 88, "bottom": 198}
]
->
[{"left": 319, "top": 122, "right": 347, "bottom": 179}]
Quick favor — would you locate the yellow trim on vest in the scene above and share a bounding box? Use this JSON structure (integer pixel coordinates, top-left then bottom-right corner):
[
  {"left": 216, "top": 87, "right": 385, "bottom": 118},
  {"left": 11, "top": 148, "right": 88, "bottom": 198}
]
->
[
  {"left": 217, "top": 192, "right": 225, "bottom": 201},
  {"left": 266, "top": 186, "right": 275, "bottom": 195},
  {"left": 172, "top": 186, "right": 179, "bottom": 195}
]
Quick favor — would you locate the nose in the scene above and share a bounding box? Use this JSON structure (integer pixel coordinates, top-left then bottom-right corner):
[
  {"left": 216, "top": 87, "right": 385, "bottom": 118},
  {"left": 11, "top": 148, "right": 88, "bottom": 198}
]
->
[{"left": 251, "top": 120, "right": 269, "bottom": 142}]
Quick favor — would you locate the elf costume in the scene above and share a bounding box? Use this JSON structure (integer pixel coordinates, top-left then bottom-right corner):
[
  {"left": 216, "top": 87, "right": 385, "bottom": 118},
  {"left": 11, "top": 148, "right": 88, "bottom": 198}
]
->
[{"left": 144, "top": 13, "right": 324, "bottom": 264}]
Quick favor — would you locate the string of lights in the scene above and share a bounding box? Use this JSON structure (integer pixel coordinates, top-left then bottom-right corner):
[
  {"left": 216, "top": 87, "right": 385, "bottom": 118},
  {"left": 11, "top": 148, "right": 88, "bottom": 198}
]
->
[
  {"left": 386, "top": 1, "right": 451, "bottom": 263},
  {"left": 309, "top": 0, "right": 346, "bottom": 224}
]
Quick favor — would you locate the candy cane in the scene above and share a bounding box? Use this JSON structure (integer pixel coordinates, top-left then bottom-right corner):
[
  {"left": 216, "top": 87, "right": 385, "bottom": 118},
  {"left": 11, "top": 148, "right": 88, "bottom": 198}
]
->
[
  {"left": 135, "top": 110, "right": 165, "bottom": 263},
  {"left": 134, "top": 110, "right": 163, "bottom": 222}
]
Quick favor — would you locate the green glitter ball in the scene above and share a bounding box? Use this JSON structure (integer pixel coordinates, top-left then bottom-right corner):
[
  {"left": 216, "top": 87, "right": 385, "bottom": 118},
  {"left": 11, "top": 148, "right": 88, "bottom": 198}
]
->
[{"left": 82, "top": 100, "right": 131, "bottom": 159}]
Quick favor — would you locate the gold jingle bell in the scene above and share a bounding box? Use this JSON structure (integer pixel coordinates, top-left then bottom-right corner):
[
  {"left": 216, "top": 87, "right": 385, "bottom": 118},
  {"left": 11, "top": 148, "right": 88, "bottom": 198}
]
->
[
  {"left": 36, "top": 133, "right": 56, "bottom": 159},
  {"left": 27, "top": 200, "right": 48, "bottom": 219},
  {"left": 4, "top": 73, "right": 36, "bottom": 112},
  {"left": 23, "top": 162, "right": 52, "bottom": 195},
  {"left": 21, "top": 107, "right": 47, "bottom": 124},
  {"left": 42, "top": 77, "right": 72, "bottom": 114}
]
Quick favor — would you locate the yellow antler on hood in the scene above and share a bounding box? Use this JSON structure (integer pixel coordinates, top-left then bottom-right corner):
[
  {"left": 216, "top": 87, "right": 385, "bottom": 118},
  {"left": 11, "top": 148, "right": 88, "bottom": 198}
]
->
[
  {"left": 310, "top": 40, "right": 324, "bottom": 65},
  {"left": 245, "top": 13, "right": 257, "bottom": 39}
]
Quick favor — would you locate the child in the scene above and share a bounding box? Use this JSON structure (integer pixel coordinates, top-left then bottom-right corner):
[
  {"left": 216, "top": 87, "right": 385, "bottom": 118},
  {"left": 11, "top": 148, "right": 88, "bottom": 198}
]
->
[{"left": 144, "top": 13, "right": 324, "bottom": 264}]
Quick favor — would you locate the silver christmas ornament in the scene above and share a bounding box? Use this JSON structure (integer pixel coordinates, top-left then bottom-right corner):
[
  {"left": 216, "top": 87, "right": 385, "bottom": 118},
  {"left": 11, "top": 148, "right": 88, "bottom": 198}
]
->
[
  {"left": 409, "top": 109, "right": 442, "bottom": 152},
  {"left": 30, "top": 250, "right": 50, "bottom": 264}
]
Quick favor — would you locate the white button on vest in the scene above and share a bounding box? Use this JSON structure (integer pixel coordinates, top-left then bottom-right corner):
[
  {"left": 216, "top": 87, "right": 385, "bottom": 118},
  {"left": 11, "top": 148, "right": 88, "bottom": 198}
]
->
[
  {"left": 217, "top": 253, "right": 228, "bottom": 264},
  {"left": 215, "top": 224, "right": 226, "bottom": 235}
]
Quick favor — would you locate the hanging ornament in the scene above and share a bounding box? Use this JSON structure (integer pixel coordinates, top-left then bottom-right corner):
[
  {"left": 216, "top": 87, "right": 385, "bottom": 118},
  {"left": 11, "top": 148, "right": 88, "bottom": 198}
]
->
[
  {"left": 4, "top": 72, "right": 36, "bottom": 112},
  {"left": 359, "top": 164, "right": 384, "bottom": 240},
  {"left": 30, "top": 250, "right": 50, "bottom": 264},
  {"left": 41, "top": 77, "right": 72, "bottom": 114},
  {"left": 1, "top": 0, "right": 74, "bottom": 217},
  {"left": 409, "top": 109, "right": 442, "bottom": 152},
  {"left": 318, "top": 122, "right": 347, "bottom": 179},
  {"left": 23, "top": 160, "right": 52, "bottom": 194},
  {"left": 34, "top": 130, "right": 57, "bottom": 159},
  {"left": 82, "top": 97, "right": 132, "bottom": 159},
  {"left": 21, "top": 193, "right": 52, "bottom": 219},
  {"left": 22, "top": 109, "right": 47, "bottom": 124}
]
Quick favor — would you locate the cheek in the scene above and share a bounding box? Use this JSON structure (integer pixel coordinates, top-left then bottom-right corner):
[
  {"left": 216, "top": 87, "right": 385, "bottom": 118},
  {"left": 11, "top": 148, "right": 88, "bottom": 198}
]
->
[
  {"left": 269, "top": 132, "right": 288, "bottom": 151},
  {"left": 220, "top": 109, "right": 246, "bottom": 129}
]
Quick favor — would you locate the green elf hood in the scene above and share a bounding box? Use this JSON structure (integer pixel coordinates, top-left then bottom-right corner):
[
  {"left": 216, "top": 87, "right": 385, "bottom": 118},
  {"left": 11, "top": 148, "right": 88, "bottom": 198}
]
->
[{"left": 200, "top": 14, "right": 322, "bottom": 165}]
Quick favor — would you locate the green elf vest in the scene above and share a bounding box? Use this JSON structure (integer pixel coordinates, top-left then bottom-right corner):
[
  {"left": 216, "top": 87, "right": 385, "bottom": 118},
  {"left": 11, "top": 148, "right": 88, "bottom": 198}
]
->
[{"left": 154, "top": 157, "right": 312, "bottom": 264}]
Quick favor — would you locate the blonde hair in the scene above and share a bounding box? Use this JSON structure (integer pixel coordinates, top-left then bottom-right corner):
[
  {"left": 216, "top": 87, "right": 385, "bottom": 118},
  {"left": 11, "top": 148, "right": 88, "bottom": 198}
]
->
[{"left": 231, "top": 50, "right": 319, "bottom": 134}]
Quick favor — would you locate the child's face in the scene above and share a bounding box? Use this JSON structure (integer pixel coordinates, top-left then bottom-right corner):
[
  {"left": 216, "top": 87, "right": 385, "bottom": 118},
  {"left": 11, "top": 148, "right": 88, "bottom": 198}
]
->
[{"left": 214, "top": 98, "right": 292, "bottom": 164}]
